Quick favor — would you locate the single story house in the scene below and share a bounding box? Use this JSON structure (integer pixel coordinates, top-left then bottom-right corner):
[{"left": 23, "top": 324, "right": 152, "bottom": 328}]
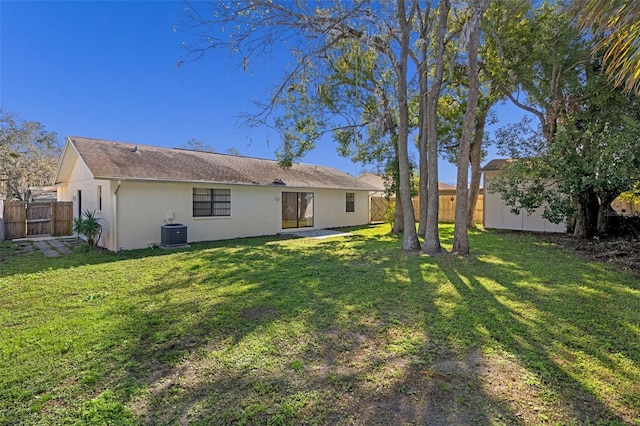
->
[
  {"left": 54, "top": 136, "right": 378, "bottom": 251},
  {"left": 481, "top": 159, "right": 566, "bottom": 233}
]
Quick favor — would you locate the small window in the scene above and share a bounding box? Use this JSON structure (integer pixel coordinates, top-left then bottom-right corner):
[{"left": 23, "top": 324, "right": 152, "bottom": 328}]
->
[
  {"left": 97, "top": 185, "right": 102, "bottom": 211},
  {"left": 193, "top": 188, "right": 231, "bottom": 217},
  {"left": 346, "top": 192, "right": 355, "bottom": 213}
]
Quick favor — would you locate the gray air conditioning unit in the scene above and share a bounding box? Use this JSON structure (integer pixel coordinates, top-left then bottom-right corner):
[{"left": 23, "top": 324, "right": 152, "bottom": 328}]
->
[{"left": 160, "top": 223, "right": 187, "bottom": 248}]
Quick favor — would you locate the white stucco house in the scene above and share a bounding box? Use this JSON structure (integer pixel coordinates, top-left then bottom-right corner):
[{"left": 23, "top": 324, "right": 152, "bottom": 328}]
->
[
  {"left": 481, "top": 159, "right": 566, "bottom": 233},
  {"left": 54, "top": 136, "right": 377, "bottom": 251}
]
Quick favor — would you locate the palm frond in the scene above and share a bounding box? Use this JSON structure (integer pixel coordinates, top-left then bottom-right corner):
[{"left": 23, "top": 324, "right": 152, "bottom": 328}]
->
[{"left": 574, "top": 0, "right": 640, "bottom": 95}]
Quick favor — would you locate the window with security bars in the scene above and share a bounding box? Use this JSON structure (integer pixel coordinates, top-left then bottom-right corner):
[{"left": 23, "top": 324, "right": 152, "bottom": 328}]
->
[
  {"left": 346, "top": 192, "right": 355, "bottom": 213},
  {"left": 193, "top": 188, "right": 231, "bottom": 217}
]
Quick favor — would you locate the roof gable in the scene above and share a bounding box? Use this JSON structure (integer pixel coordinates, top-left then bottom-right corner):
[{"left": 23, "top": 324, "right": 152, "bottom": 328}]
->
[
  {"left": 357, "top": 173, "right": 386, "bottom": 191},
  {"left": 61, "top": 136, "right": 378, "bottom": 191},
  {"left": 54, "top": 138, "right": 87, "bottom": 184}
]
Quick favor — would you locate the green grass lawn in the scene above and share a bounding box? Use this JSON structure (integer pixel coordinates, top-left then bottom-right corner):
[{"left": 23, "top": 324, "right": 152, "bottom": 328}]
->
[{"left": 1, "top": 224, "right": 638, "bottom": 425}]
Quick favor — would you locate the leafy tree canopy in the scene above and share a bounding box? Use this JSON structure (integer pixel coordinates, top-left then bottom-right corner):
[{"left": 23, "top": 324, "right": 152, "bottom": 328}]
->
[
  {"left": 0, "top": 110, "right": 60, "bottom": 201},
  {"left": 490, "top": 61, "right": 640, "bottom": 234}
]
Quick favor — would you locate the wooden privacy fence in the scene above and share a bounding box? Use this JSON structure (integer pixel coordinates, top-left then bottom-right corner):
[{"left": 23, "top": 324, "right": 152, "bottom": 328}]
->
[
  {"left": 3, "top": 201, "right": 73, "bottom": 240},
  {"left": 370, "top": 197, "right": 388, "bottom": 223},
  {"left": 611, "top": 198, "right": 640, "bottom": 216},
  {"left": 370, "top": 193, "right": 484, "bottom": 224}
]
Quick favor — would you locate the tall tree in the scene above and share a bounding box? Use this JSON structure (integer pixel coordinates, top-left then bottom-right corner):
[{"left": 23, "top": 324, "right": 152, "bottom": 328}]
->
[
  {"left": 483, "top": 1, "right": 590, "bottom": 144},
  {"left": 489, "top": 63, "right": 640, "bottom": 237},
  {"left": 466, "top": 95, "right": 494, "bottom": 228},
  {"left": 415, "top": 3, "right": 432, "bottom": 238},
  {"left": 438, "top": 83, "right": 498, "bottom": 229},
  {"left": 436, "top": 0, "right": 503, "bottom": 231},
  {"left": 393, "top": 0, "right": 420, "bottom": 250},
  {"left": 552, "top": 65, "right": 640, "bottom": 236},
  {"left": 0, "top": 110, "right": 60, "bottom": 201},
  {"left": 421, "top": 0, "right": 451, "bottom": 255},
  {"left": 452, "top": 0, "right": 488, "bottom": 254},
  {"left": 483, "top": 1, "right": 620, "bottom": 237}
]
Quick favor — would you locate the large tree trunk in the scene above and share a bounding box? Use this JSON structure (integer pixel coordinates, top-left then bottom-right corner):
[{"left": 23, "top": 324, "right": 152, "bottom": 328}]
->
[
  {"left": 596, "top": 192, "right": 619, "bottom": 235},
  {"left": 390, "top": 137, "right": 404, "bottom": 234},
  {"left": 573, "top": 190, "right": 599, "bottom": 238},
  {"left": 392, "top": 191, "right": 404, "bottom": 234},
  {"left": 422, "top": 0, "right": 450, "bottom": 255},
  {"left": 396, "top": 0, "right": 420, "bottom": 251},
  {"left": 453, "top": 1, "right": 483, "bottom": 255},
  {"left": 417, "top": 18, "right": 429, "bottom": 237},
  {"left": 418, "top": 86, "right": 428, "bottom": 237},
  {"left": 467, "top": 103, "right": 489, "bottom": 229}
]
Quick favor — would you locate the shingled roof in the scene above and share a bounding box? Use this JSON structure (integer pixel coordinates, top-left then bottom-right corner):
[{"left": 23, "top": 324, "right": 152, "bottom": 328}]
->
[
  {"left": 63, "top": 136, "right": 377, "bottom": 191},
  {"left": 480, "top": 158, "right": 514, "bottom": 172}
]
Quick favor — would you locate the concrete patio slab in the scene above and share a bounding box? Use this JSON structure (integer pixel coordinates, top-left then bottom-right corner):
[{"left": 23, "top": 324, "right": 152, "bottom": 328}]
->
[{"left": 280, "top": 229, "right": 352, "bottom": 239}]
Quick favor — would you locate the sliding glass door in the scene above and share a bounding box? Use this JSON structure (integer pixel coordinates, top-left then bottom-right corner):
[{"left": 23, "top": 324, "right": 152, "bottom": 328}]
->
[{"left": 282, "top": 192, "right": 314, "bottom": 229}]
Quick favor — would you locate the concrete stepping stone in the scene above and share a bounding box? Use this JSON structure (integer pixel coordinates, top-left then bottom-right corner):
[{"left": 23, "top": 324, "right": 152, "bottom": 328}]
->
[
  {"left": 13, "top": 243, "right": 34, "bottom": 254},
  {"left": 48, "top": 239, "right": 72, "bottom": 254},
  {"left": 34, "top": 241, "right": 60, "bottom": 258}
]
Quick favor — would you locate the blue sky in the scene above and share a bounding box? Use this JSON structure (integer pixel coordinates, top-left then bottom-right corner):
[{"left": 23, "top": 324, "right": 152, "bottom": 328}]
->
[{"left": 1, "top": 1, "right": 524, "bottom": 185}]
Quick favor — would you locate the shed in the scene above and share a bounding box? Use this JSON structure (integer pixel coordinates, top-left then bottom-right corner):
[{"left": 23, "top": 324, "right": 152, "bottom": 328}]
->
[{"left": 481, "top": 159, "right": 566, "bottom": 233}]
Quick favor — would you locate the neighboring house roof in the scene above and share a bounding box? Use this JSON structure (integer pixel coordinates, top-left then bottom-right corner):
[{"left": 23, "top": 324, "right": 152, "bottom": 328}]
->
[
  {"left": 439, "top": 182, "right": 456, "bottom": 190},
  {"left": 357, "top": 173, "right": 386, "bottom": 191},
  {"left": 27, "top": 186, "right": 57, "bottom": 202},
  {"left": 356, "top": 172, "right": 457, "bottom": 191},
  {"left": 55, "top": 136, "right": 378, "bottom": 191},
  {"left": 480, "top": 158, "right": 514, "bottom": 172}
]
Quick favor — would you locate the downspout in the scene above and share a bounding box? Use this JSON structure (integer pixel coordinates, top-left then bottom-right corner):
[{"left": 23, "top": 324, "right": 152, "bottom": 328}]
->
[{"left": 113, "top": 180, "right": 122, "bottom": 251}]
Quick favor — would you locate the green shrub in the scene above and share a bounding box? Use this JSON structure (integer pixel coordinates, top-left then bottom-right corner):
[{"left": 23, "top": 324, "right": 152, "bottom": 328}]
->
[
  {"left": 72, "top": 210, "right": 103, "bottom": 246},
  {"left": 384, "top": 199, "right": 396, "bottom": 226}
]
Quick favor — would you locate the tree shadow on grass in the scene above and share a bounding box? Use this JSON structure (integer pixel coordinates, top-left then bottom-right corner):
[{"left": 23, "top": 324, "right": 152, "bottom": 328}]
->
[
  {"left": 9, "top": 226, "right": 639, "bottom": 424},
  {"left": 434, "top": 230, "right": 639, "bottom": 424},
  {"left": 83, "top": 232, "right": 522, "bottom": 424},
  {"left": 0, "top": 224, "right": 380, "bottom": 278}
]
